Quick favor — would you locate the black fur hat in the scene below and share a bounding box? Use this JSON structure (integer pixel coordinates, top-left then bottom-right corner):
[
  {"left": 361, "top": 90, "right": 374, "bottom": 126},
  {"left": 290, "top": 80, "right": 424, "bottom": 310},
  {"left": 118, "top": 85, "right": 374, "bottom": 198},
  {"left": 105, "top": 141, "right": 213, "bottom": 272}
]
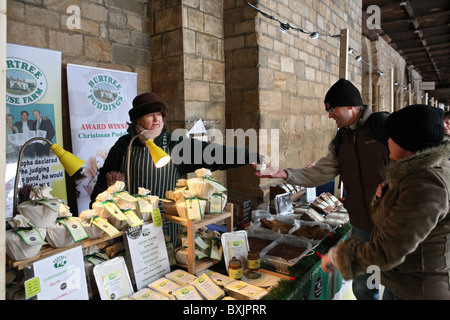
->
[
  {"left": 129, "top": 92, "right": 168, "bottom": 121},
  {"left": 385, "top": 104, "right": 444, "bottom": 152}
]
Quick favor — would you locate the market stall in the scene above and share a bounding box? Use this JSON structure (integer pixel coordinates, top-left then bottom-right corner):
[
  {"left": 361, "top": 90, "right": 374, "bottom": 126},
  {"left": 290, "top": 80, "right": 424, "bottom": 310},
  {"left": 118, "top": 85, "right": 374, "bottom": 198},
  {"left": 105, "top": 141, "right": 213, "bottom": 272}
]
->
[{"left": 5, "top": 168, "right": 351, "bottom": 301}]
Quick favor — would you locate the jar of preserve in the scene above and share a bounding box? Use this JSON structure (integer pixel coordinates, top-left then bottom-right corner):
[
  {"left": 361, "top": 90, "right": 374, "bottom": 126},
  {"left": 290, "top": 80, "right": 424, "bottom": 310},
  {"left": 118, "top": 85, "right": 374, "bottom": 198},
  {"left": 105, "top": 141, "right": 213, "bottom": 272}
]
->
[
  {"left": 228, "top": 256, "right": 243, "bottom": 279},
  {"left": 247, "top": 251, "right": 260, "bottom": 270}
]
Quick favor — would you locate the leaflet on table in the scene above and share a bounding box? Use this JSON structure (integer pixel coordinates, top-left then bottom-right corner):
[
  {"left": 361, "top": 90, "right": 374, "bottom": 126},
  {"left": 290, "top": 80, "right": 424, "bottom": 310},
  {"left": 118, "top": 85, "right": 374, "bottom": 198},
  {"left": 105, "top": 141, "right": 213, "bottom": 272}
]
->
[
  {"left": 224, "top": 280, "right": 268, "bottom": 300},
  {"left": 58, "top": 217, "right": 89, "bottom": 242},
  {"left": 191, "top": 273, "right": 225, "bottom": 300},
  {"left": 148, "top": 278, "right": 181, "bottom": 300},
  {"left": 173, "top": 285, "right": 203, "bottom": 300},
  {"left": 93, "top": 257, "right": 134, "bottom": 300},
  {"left": 165, "top": 269, "right": 197, "bottom": 286},
  {"left": 130, "top": 287, "right": 169, "bottom": 300},
  {"left": 195, "top": 269, "right": 235, "bottom": 287}
]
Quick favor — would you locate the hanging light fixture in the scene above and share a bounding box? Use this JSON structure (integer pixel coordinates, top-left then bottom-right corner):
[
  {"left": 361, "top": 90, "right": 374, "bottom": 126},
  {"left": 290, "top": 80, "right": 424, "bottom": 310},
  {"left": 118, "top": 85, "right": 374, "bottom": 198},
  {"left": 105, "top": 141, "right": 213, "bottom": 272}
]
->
[
  {"left": 279, "top": 22, "right": 290, "bottom": 33},
  {"left": 126, "top": 134, "right": 171, "bottom": 192},
  {"left": 12, "top": 137, "right": 85, "bottom": 215},
  {"left": 309, "top": 32, "right": 320, "bottom": 39}
]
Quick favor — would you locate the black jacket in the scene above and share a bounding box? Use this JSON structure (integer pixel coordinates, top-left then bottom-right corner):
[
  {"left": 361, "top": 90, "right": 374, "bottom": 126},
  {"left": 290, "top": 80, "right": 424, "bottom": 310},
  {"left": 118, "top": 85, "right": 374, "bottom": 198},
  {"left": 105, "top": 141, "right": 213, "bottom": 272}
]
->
[{"left": 90, "top": 125, "right": 260, "bottom": 206}]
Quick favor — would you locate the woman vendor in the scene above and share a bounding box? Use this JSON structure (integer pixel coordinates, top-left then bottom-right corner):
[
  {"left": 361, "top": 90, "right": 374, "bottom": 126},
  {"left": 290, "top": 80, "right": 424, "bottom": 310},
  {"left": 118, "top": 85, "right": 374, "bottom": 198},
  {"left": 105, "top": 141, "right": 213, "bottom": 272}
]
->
[{"left": 90, "top": 92, "right": 260, "bottom": 208}]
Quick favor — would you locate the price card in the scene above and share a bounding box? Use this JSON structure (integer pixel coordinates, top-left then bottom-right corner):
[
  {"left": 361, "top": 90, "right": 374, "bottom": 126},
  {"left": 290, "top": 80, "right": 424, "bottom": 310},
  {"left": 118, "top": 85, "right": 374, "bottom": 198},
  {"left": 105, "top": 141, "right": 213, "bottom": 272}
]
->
[
  {"left": 186, "top": 198, "right": 202, "bottom": 220},
  {"left": 35, "top": 199, "right": 70, "bottom": 212},
  {"left": 123, "top": 209, "right": 143, "bottom": 227},
  {"left": 102, "top": 201, "right": 128, "bottom": 220},
  {"left": 151, "top": 208, "right": 162, "bottom": 227},
  {"left": 209, "top": 193, "right": 224, "bottom": 214},
  {"left": 58, "top": 217, "right": 89, "bottom": 242},
  {"left": 91, "top": 217, "right": 121, "bottom": 237},
  {"left": 14, "top": 227, "right": 47, "bottom": 246},
  {"left": 114, "top": 191, "right": 138, "bottom": 202},
  {"left": 25, "top": 277, "right": 41, "bottom": 299}
]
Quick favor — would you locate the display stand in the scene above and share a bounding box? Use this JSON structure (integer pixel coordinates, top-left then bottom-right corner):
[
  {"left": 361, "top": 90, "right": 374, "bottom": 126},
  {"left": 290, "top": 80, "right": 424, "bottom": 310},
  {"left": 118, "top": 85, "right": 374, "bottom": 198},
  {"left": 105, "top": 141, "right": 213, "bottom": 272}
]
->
[
  {"left": 161, "top": 203, "right": 233, "bottom": 274},
  {"left": 7, "top": 232, "right": 124, "bottom": 271}
]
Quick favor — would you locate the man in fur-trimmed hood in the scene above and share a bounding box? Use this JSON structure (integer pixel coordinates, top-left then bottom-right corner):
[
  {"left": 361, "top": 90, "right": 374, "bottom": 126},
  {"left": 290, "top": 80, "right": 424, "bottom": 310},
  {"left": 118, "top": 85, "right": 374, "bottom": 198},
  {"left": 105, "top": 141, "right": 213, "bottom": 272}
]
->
[{"left": 322, "top": 104, "right": 450, "bottom": 300}]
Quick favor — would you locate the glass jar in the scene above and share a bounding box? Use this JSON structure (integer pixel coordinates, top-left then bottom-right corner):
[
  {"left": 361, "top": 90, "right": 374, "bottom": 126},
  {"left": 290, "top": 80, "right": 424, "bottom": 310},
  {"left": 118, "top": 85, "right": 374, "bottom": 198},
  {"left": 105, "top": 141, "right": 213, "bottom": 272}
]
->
[
  {"left": 247, "top": 251, "right": 260, "bottom": 270},
  {"left": 228, "top": 256, "right": 243, "bottom": 279}
]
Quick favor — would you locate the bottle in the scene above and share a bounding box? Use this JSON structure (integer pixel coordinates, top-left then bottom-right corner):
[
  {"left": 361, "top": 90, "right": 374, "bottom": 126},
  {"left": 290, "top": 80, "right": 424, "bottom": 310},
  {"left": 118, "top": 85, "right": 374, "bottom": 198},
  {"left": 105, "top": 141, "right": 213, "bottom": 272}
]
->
[{"left": 228, "top": 256, "right": 243, "bottom": 279}]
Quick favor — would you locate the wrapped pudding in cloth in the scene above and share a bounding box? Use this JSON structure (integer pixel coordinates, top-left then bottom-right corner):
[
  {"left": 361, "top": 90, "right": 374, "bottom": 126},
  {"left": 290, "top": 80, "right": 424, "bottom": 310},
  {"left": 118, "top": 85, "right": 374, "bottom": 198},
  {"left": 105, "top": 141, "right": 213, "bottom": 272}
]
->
[
  {"left": 46, "top": 212, "right": 89, "bottom": 248},
  {"left": 186, "top": 169, "right": 217, "bottom": 199},
  {"left": 134, "top": 187, "right": 155, "bottom": 222},
  {"left": 93, "top": 181, "right": 128, "bottom": 230},
  {"left": 79, "top": 210, "right": 106, "bottom": 239},
  {"left": 175, "top": 189, "right": 207, "bottom": 220},
  {"left": 186, "top": 169, "right": 228, "bottom": 215},
  {"left": 161, "top": 179, "right": 188, "bottom": 216},
  {"left": 6, "top": 215, "right": 47, "bottom": 261},
  {"left": 17, "top": 184, "right": 70, "bottom": 228}
]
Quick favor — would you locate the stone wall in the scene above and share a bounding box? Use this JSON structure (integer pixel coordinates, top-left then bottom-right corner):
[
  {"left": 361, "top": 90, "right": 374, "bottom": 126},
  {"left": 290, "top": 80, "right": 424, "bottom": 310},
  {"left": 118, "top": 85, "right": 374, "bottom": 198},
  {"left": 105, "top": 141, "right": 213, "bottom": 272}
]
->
[
  {"left": 224, "top": 0, "right": 367, "bottom": 204},
  {"left": 6, "top": 0, "right": 423, "bottom": 211},
  {"left": 7, "top": 0, "right": 153, "bottom": 211}
]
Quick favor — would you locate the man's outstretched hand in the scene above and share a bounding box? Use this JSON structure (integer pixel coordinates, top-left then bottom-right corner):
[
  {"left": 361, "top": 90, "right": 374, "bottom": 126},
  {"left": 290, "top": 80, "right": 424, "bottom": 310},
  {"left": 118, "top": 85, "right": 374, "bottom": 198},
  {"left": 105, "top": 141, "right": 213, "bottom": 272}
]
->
[{"left": 252, "top": 163, "right": 287, "bottom": 179}]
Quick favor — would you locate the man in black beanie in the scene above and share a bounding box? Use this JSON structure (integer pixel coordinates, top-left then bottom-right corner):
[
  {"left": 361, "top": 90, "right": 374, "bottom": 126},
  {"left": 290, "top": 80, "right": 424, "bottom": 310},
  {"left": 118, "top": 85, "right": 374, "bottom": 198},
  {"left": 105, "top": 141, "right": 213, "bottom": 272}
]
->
[{"left": 255, "top": 78, "right": 390, "bottom": 300}]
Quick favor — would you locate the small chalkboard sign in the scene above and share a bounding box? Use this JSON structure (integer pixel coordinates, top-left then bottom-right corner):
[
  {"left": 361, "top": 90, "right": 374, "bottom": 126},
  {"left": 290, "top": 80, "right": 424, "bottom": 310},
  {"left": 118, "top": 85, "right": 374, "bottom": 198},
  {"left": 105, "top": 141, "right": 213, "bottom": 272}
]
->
[{"left": 241, "top": 200, "right": 252, "bottom": 227}]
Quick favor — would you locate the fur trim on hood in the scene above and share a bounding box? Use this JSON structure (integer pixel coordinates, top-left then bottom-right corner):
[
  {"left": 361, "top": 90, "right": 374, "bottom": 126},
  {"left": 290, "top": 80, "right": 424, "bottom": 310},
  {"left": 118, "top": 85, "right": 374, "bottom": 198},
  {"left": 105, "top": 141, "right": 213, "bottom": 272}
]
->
[{"left": 386, "top": 138, "right": 450, "bottom": 186}]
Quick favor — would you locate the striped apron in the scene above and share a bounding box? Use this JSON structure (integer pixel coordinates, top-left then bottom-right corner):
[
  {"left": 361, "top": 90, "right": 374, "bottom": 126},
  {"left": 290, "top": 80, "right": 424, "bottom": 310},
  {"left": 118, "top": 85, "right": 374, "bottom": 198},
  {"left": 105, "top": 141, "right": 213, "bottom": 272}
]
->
[{"left": 122, "top": 133, "right": 181, "bottom": 245}]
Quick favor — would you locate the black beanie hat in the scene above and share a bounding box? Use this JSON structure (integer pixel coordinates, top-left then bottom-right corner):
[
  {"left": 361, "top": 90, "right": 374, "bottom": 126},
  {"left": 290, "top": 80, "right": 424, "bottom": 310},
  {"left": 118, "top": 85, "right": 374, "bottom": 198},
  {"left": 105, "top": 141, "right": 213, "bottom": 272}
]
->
[
  {"left": 385, "top": 104, "right": 444, "bottom": 152},
  {"left": 324, "top": 78, "right": 363, "bottom": 110},
  {"left": 129, "top": 92, "right": 168, "bottom": 121}
]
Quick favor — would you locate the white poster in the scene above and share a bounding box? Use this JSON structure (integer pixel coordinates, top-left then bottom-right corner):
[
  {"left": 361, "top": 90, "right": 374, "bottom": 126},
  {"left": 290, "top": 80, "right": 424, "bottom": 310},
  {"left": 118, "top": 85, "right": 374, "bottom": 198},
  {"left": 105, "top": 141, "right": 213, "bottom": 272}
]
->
[
  {"left": 5, "top": 44, "right": 66, "bottom": 220},
  {"left": 32, "top": 246, "right": 89, "bottom": 300},
  {"left": 125, "top": 223, "right": 171, "bottom": 290},
  {"left": 67, "top": 64, "right": 137, "bottom": 212}
]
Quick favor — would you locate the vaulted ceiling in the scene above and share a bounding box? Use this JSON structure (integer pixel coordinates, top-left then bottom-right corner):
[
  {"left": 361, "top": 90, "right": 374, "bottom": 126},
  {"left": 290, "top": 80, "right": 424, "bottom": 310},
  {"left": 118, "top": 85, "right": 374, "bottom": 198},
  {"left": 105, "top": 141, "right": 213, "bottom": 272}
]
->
[{"left": 362, "top": 0, "right": 450, "bottom": 105}]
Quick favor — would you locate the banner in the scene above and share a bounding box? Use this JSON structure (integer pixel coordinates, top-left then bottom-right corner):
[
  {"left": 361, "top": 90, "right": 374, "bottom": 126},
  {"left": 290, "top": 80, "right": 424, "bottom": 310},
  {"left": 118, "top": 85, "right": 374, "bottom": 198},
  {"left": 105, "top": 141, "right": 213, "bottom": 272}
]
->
[
  {"left": 5, "top": 44, "right": 65, "bottom": 219},
  {"left": 67, "top": 64, "right": 137, "bottom": 212}
]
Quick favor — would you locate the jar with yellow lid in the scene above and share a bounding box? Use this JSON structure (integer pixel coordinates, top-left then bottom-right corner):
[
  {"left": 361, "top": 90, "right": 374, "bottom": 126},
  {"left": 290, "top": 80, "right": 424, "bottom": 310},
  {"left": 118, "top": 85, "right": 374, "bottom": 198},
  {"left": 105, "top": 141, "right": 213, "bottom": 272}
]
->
[
  {"left": 247, "top": 251, "right": 260, "bottom": 270},
  {"left": 228, "top": 256, "right": 243, "bottom": 279}
]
